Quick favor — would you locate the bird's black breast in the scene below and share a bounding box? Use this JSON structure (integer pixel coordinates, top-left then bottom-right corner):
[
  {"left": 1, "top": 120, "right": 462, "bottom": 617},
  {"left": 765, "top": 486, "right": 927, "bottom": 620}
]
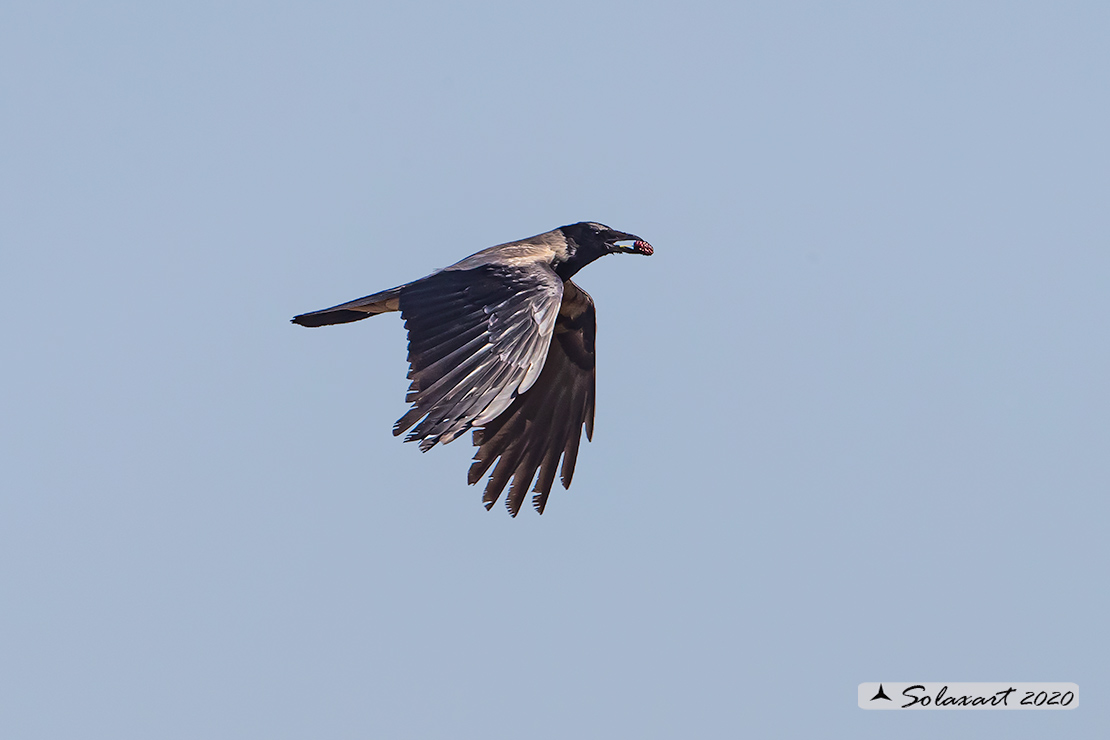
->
[{"left": 554, "top": 281, "right": 596, "bottom": 370}]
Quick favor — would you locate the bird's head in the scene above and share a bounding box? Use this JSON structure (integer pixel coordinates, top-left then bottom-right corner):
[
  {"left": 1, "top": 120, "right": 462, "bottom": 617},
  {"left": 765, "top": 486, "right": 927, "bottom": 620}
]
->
[{"left": 562, "top": 222, "right": 654, "bottom": 257}]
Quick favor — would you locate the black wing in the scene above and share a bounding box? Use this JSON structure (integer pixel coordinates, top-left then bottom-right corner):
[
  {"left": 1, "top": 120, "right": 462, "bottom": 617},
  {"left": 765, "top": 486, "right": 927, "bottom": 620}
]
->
[
  {"left": 393, "top": 263, "right": 564, "bottom": 451},
  {"left": 467, "top": 280, "right": 596, "bottom": 516}
]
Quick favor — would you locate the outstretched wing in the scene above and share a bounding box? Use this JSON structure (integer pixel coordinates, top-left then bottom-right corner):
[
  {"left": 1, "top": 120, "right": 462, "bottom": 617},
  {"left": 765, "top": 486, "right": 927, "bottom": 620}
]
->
[
  {"left": 394, "top": 263, "right": 564, "bottom": 451},
  {"left": 467, "top": 280, "right": 596, "bottom": 516}
]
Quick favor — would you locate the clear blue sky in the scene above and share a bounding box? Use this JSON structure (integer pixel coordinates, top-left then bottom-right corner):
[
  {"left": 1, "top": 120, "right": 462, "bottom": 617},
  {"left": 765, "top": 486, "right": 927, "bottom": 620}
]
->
[{"left": 3, "top": 2, "right": 1107, "bottom": 738}]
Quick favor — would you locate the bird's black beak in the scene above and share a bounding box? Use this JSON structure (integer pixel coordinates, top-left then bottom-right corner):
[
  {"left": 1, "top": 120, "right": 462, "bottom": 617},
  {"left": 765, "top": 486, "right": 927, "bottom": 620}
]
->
[{"left": 605, "top": 230, "right": 654, "bottom": 255}]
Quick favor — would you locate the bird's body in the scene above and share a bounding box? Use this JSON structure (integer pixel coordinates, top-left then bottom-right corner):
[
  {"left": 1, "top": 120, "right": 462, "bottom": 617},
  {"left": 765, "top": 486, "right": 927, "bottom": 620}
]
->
[{"left": 293, "top": 222, "right": 653, "bottom": 515}]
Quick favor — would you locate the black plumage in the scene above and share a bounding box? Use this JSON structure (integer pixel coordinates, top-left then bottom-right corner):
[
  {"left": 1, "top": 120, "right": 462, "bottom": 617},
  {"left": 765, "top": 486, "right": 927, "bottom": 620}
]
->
[{"left": 292, "top": 222, "right": 653, "bottom": 515}]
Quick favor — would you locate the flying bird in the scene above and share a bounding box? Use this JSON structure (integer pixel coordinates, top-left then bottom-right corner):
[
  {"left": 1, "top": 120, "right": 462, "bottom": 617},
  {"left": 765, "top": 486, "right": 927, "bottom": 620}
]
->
[{"left": 293, "top": 222, "right": 654, "bottom": 516}]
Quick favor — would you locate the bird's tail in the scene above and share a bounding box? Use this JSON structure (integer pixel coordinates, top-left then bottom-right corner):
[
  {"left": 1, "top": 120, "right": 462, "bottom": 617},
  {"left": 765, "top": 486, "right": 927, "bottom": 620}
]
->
[{"left": 291, "top": 285, "right": 406, "bottom": 327}]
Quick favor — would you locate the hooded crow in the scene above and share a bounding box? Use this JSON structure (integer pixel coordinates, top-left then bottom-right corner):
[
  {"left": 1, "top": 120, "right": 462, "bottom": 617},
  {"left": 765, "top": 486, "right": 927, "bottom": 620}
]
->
[{"left": 293, "top": 222, "right": 653, "bottom": 516}]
